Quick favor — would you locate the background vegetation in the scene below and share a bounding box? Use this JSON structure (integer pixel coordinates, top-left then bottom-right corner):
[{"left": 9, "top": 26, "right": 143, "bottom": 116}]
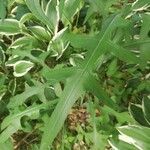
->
[{"left": 0, "top": 0, "right": 150, "bottom": 149}]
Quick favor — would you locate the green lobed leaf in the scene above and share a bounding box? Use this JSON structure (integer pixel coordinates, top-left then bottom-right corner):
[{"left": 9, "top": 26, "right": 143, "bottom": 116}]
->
[
  {"left": 107, "top": 41, "right": 140, "bottom": 65},
  {"left": 41, "top": 66, "right": 76, "bottom": 83},
  {"left": 7, "top": 85, "right": 44, "bottom": 108},
  {"left": 40, "top": 14, "right": 126, "bottom": 150},
  {"left": 2, "top": 100, "right": 57, "bottom": 130},
  {"left": 84, "top": 74, "right": 116, "bottom": 109}
]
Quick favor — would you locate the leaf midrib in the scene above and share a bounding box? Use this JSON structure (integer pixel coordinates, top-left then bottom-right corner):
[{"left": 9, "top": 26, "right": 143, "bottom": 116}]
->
[{"left": 41, "top": 15, "right": 119, "bottom": 149}]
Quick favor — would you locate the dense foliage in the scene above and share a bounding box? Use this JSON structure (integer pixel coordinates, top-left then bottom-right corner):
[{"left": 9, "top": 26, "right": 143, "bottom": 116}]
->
[{"left": 0, "top": 0, "right": 150, "bottom": 149}]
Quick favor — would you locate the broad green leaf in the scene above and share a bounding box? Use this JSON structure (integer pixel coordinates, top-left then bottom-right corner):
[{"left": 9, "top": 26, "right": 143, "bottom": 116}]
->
[
  {"left": 0, "top": 139, "right": 13, "bottom": 150},
  {"left": 62, "top": 0, "right": 83, "bottom": 24},
  {"left": 45, "top": 0, "right": 59, "bottom": 33},
  {"left": 109, "top": 139, "right": 137, "bottom": 150},
  {"left": 16, "top": 0, "right": 25, "bottom": 4},
  {"left": 25, "top": 0, "right": 54, "bottom": 32},
  {"left": 143, "top": 97, "right": 150, "bottom": 124},
  {"left": 13, "top": 60, "right": 34, "bottom": 77},
  {"left": 0, "top": 119, "right": 21, "bottom": 143},
  {"left": 133, "top": 0, "right": 150, "bottom": 10},
  {"left": 118, "top": 125, "right": 150, "bottom": 150},
  {"left": 10, "top": 36, "right": 41, "bottom": 48},
  {"left": 0, "top": 19, "right": 21, "bottom": 35},
  {"left": 5, "top": 56, "right": 21, "bottom": 67},
  {"left": 82, "top": 15, "right": 129, "bottom": 69},
  {"left": 40, "top": 72, "right": 85, "bottom": 150},
  {"left": 124, "top": 39, "right": 150, "bottom": 48},
  {"left": 29, "top": 26, "right": 51, "bottom": 41},
  {"left": 15, "top": 3, "right": 29, "bottom": 20},
  {"left": 8, "top": 79, "right": 16, "bottom": 95},
  {"left": 0, "top": 1, "right": 149, "bottom": 150},
  {"left": 85, "top": 0, "right": 118, "bottom": 21},
  {"left": 0, "top": 0, "right": 7, "bottom": 20},
  {"left": 129, "top": 103, "right": 150, "bottom": 127},
  {"left": 19, "top": 13, "right": 34, "bottom": 28},
  {"left": 0, "top": 73, "right": 6, "bottom": 85},
  {"left": 139, "top": 14, "right": 150, "bottom": 67}
]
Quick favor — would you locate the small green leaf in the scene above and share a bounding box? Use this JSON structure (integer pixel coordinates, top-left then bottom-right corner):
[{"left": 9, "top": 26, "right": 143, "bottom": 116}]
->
[
  {"left": 45, "top": 0, "right": 59, "bottom": 33},
  {"left": 13, "top": 60, "right": 34, "bottom": 77},
  {"left": 29, "top": 26, "right": 51, "bottom": 41},
  {"left": 47, "top": 27, "right": 69, "bottom": 59},
  {"left": 8, "top": 79, "right": 16, "bottom": 95},
  {"left": 106, "top": 59, "right": 118, "bottom": 77},
  {"left": 54, "top": 83, "right": 62, "bottom": 97},
  {"left": 7, "top": 82, "right": 45, "bottom": 108},
  {"left": 0, "top": 47, "right": 5, "bottom": 64},
  {"left": 25, "top": 0, "right": 54, "bottom": 32}
]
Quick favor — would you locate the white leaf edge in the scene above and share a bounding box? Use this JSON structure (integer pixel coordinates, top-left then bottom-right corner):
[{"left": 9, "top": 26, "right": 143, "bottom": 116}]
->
[
  {"left": 118, "top": 125, "right": 144, "bottom": 150},
  {"left": 13, "top": 60, "right": 34, "bottom": 77}
]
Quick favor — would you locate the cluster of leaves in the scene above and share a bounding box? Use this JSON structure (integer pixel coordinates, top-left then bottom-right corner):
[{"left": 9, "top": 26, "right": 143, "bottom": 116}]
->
[{"left": 0, "top": 0, "right": 150, "bottom": 149}]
